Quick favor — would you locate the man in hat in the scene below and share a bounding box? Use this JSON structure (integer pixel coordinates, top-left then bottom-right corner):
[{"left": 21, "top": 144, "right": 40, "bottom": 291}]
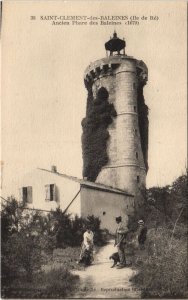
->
[
  {"left": 137, "top": 219, "right": 147, "bottom": 250},
  {"left": 114, "top": 216, "right": 129, "bottom": 269}
]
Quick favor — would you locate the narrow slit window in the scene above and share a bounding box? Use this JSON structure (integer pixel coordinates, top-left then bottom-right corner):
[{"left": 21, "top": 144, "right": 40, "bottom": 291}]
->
[
  {"left": 137, "top": 176, "right": 140, "bottom": 183},
  {"left": 134, "top": 106, "right": 137, "bottom": 112},
  {"left": 136, "top": 152, "right": 138, "bottom": 159},
  {"left": 103, "top": 211, "right": 106, "bottom": 215}
]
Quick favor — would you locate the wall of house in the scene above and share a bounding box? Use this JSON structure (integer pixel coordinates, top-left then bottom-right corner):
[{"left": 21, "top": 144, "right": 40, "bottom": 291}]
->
[
  {"left": 8, "top": 169, "right": 81, "bottom": 216},
  {"left": 80, "top": 187, "right": 134, "bottom": 233}
]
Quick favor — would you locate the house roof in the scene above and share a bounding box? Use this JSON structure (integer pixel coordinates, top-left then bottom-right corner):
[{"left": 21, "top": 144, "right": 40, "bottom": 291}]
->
[{"left": 38, "top": 168, "right": 134, "bottom": 197}]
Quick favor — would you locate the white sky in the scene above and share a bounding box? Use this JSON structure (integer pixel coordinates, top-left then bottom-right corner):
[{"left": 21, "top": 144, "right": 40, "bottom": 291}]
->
[{"left": 1, "top": 1, "right": 187, "bottom": 196}]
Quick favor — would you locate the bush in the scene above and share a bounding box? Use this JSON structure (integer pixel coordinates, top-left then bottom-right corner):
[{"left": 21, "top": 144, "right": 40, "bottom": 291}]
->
[
  {"left": 1, "top": 198, "right": 58, "bottom": 283},
  {"left": 133, "top": 228, "right": 188, "bottom": 298},
  {"left": 1, "top": 198, "right": 107, "bottom": 287},
  {"left": 1, "top": 197, "right": 23, "bottom": 242},
  {"left": 129, "top": 173, "right": 188, "bottom": 298},
  {"left": 146, "top": 173, "right": 188, "bottom": 228},
  {"left": 2, "top": 232, "right": 42, "bottom": 283},
  {"left": 49, "top": 210, "right": 107, "bottom": 248},
  {"left": 86, "top": 214, "right": 107, "bottom": 246},
  {"left": 1, "top": 199, "right": 43, "bottom": 283}
]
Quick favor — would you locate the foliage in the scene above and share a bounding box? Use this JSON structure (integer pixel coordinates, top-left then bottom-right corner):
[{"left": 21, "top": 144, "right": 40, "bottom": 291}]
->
[
  {"left": 50, "top": 210, "right": 107, "bottom": 247},
  {"left": 132, "top": 228, "right": 188, "bottom": 298},
  {"left": 170, "top": 173, "right": 188, "bottom": 222},
  {"left": 50, "top": 209, "right": 74, "bottom": 248},
  {"left": 39, "top": 268, "right": 79, "bottom": 298},
  {"left": 146, "top": 173, "right": 188, "bottom": 227},
  {"left": 137, "top": 82, "right": 149, "bottom": 172},
  {"left": 86, "top": 214, "right": 107, "bottom": 246},
  {"left": 1, "top": 199, "right": 50, "bottom": 282},
  {"left": 1, "top": 198, "right": 107, "bottom": 285},
  {"left": 52, "top": 246, "right": 83, "bottom": 271},
  {"left": 1, "top": 197, "right": 24, "bottom": 242},
  {"left": 82, "top": 86, "right": 117, "bottom": 181},
  {"left": 2, "top": 233, "right": 42, "bottom": 282},
  {"left": 2, "top": 267, "right": 79, "bottom": 299},
  {"left": 129, "top": 172, "right": 188, "bottom": 298},
  {"left": 126, "top": 173, "right": 188, "bottom": 233}
]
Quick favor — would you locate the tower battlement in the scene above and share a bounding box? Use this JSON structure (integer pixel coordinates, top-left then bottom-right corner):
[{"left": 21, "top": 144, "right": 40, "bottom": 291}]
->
[{"left": 84, "top": 56, "right": 148, "bottom": 87}]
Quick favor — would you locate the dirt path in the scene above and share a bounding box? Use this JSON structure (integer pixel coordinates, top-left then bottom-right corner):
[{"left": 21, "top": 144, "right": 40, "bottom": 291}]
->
[{"left": 72, "top": 240, "right": 140, "bottom": 298}]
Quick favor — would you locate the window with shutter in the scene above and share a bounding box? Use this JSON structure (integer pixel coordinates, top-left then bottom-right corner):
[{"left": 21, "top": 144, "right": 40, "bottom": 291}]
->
[
  {"left": 19, "top": 186, "right": 33, "bottom": 204},
  {"left": 45, "top": 184, "right": 56, "bottom": 201}
]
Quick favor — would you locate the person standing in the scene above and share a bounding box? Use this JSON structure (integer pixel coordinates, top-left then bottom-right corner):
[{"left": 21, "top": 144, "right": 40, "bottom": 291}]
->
[
  {"left": 137, "top": 219, "right": 147, "bottom": 250},
  {"left": 78, "top": 226, "right": 94, "bottom": 264},
  {"left": 114, "top": 216, "right": 129, "bottom": 269}
]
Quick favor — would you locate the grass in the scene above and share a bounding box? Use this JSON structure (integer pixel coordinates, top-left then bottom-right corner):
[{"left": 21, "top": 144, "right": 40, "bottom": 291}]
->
[
  {"left": 2, "top": 267, "right": 79, "bottom": 299},
  {"left": 129, "top": 227, "right": 188, "bottom": 298},
  {"left": 42, "top": 246, "right": 85, "bottom": 272},
  {"left": 2, "top": 243, "right": 103, "bottom": 299},
  {"left": 2, "top": 247, "right": 82, "bottom": 299}
]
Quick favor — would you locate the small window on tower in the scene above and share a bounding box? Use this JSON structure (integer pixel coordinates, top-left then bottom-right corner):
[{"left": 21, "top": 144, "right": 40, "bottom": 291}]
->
[
  {"left": 135, "top": 129, "right": 138, "bottom": 135},
  {"left": 136, "top": 152, "right": 138, "bottom": 159},
  {"left": 97, "top": 87, "right": 109, "bottom": 101},
  {"left": 134, "top": 106, "right": 137, "bottom": 112},
  {"left": 137, "top": 176, "right": 140, "bottom": 183},
  {"left": 103, "top": 211, "right": 106, "bottom": 215},
  {"left": 133, "top": 83, "right": 136, "bottom": 90}
]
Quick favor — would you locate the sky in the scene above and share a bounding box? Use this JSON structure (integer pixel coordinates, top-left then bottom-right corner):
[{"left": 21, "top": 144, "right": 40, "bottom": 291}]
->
[{"left": 1, "top": 1, "right": 187, "bottom": 196}]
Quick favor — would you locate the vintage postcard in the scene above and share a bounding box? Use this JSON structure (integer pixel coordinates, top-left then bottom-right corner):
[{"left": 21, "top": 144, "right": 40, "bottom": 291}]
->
[{"left": 1, "top": 1, "right": 187, "bottom": 299}]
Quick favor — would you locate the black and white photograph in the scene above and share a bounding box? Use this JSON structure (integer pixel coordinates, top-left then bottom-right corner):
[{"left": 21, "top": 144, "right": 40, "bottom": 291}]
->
[{"left": 1, "top": 1, "right": 187, "bottom": 298}]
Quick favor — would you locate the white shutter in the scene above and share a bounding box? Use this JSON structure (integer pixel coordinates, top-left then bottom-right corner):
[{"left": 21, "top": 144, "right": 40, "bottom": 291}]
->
[
  {"left": 19, "top": 188, "right": 23, "bottom": 202},
  {"left": 45, "top": 184, "right": 51, "bottom": 200},
  {"left": 52, "top": 184, "right": 56, "bottom": 201}
]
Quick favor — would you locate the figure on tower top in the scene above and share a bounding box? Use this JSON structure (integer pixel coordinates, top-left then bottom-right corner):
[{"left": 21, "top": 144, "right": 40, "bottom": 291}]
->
[{"left": 105, "top": 31, "right": 126, "bottom": 56}]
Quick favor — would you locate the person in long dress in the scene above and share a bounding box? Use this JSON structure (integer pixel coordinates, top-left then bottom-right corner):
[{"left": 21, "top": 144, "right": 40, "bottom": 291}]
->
[{"left": 78, "top": 226, "right": 94, "bottom": 264}]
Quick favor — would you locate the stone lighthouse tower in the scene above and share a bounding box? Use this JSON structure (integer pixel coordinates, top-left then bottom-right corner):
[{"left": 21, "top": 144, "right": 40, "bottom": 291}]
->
[{"left": 82, "top": 32, "right": 148, "bottom": 202}]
